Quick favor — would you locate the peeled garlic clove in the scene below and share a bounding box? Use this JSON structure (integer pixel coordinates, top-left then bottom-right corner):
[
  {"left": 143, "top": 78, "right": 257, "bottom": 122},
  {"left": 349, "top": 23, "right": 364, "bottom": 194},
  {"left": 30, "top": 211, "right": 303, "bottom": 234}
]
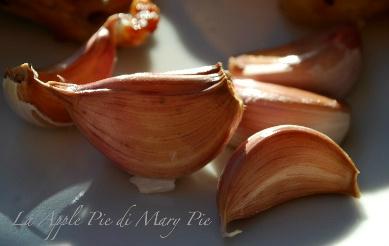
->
[
  {"left": 32, "top": 64, "right": 243, "bottom": 178},
  {"left": 218, "top": 125, "right": 360, "bottom": 236},
  {"left": 230, "top": 78, "right": 350, "bottom": 147},
  {"left": 229, "top": 25, "right": 362, "bottom": 99}
]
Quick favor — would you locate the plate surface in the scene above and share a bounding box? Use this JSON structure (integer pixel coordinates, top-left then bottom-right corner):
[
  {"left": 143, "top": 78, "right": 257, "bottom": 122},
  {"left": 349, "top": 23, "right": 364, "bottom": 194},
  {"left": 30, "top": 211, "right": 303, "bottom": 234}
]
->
[{"left": 1, "top": 1, "right": 389, "bottom": 245}]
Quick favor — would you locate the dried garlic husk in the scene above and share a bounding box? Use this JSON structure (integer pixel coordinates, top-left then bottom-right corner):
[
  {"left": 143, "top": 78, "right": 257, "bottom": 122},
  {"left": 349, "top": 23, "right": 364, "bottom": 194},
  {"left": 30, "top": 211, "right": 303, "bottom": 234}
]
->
[
  {"left": 3, "top": 8, "right": 160, "bottom": 127},
  {"left": 4, "top": 64, "right": 74, "bottom": 127},
  {"left": 23, "top": 64, "right": 243, "bottom": 178},
  {"left": 229, "top": 25, "right": 362, "bottom": 99},
  {"left": 218, "top": 125, "right": 360, "bottom": 237},
  {"left": 129, "top": 176, "right": 176, "bottom": 194},
  {"left": 230, "top": 78, "right": 350, "bottom": 147}
]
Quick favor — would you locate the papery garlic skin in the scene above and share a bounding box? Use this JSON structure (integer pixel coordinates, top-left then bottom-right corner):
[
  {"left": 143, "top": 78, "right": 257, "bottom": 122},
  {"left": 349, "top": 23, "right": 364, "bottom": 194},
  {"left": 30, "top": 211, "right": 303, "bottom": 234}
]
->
[
  {"left": 229, "top": 25, "right": 362, "bottom": 99},
  {"left": 218, "top": 125, "right": 360, "bottom": 236},
  {"left": 3, "top": 64, "right": 74, "bottom": 127},
  {"left": 2, "top": 75, "right": 72, "bottom": 127},
  {"left": 2, "top": 28, "right": 115, "bottom": 127},
  {"left": 230, "top": 78, "right": 350, "bottom": 147},
  {"left": 129, "top": 176, "right": 176, "bottom": 194},
  {"left": 36, "top": 64, "right": 243, "bottom": 178}
]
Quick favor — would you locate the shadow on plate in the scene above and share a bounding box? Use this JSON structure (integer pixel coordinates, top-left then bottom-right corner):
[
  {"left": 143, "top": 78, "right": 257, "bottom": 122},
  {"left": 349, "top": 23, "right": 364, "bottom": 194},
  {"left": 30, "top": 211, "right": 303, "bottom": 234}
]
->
[
  {"left": 4, "top": 148, "right": 363, "bottom": 246},
  {"left": 157, "top": 0, "right": 305, "bottom": 66},
  {"left": 224, "top": 195, "right": 364, "bottom": 246},
  {"left": 343, "top": 19, "right": 389, "bottom": 192},
  {"left": 0, "top": 111, "right": 103, "bottom": 224},
  {"left": 33, "top": 160, "right": 221, "bottom": 246},
  {"left": 0, "top": 117, "right": 365, "bottom": 246},
  {"left": 0, "top": 9, "right": 153, "bottom": 78}
]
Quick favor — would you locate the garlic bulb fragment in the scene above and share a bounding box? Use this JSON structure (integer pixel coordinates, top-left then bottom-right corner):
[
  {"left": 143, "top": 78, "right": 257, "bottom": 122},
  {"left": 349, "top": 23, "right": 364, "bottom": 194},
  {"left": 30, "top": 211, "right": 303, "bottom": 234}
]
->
[
  {"left": 3, "top": 8, "right": 160, "bottom": 127},
  {"left": 25, "top": 64, "right": 243, "bottom": 178},
  {"left": 230, "top": 78, "right": 350, "bottom": 147},
  {"left": 229, "top": 25, "right": 362, "bottom": 99},
  {"left": 218, "top": 125, "right": 360, "bottom": 237}
]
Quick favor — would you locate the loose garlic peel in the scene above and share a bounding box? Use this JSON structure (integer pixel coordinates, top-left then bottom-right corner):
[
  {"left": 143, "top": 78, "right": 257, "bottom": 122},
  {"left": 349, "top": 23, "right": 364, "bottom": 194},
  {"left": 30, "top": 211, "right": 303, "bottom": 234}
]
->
[
  {"left": 32, "top": 64, "right": 243, "bottom": 178},
  {"left": 3, "top": 6, "right": 160, "bottom": 127},
  {"left": 129, "top": 176, "right": 176, "bottom": 194},
  {"left": 218, "top": 125, "right": 360, "bottom": 237},
  {"left": 3, "top": 64, "right": 74, "bottom": 127},
  {"left": 230, "top": 78, "right": 350, "bottom": 147}
]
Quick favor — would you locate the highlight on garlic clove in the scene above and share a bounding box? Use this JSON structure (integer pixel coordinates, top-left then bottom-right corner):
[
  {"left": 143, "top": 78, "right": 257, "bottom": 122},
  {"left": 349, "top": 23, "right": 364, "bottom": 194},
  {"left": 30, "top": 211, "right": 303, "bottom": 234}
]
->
[
  {"left": 229, "top": 25, "right": 362, "bottom": 99},
  {"left": 129, "top": 176, "right": 176, "bottom": 194},
  {"left": 31, "top": 64, "right": 243, "bottom": 179},
  {"left": 2, "top": 7, "right": 160, "bottom": 127},
  {"left": 217, "top": 125, "right": 360, "bottom": 237},
  {"left": 230, "top": 78, "right": 350, "bottom": 147}
]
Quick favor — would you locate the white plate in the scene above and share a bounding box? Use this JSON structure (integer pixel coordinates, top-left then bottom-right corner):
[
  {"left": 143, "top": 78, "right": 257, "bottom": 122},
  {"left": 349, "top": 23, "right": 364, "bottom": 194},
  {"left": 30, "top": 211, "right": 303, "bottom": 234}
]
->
[{"left": 1, "top": 1, "right": 389, "bottom": 245}]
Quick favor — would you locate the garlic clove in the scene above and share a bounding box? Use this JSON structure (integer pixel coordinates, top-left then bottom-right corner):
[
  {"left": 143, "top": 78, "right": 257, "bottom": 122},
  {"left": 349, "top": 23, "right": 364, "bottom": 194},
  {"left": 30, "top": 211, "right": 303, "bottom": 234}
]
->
[
  {"left": 218, "top": 125, "right": 360, "bottom": 236},
  {"left": 3, "top": 28, "right": 115, "bottom": 127},
  {"left": 230, "top": 78, "right": 350, "bottom": 147},
  {"left": 30, "top": 64, "right": 243, "bottom": 178},
  {"left": 229, "top": 25, "right": 362, "bottom": 99},
  {"left": 3, "top": 7, "right": 160, "bottom": 127},
  {"left": 40, "top": 27, "right": 117, "bottom": 84},
  {"left": 129, "top": 176, "right": 176, "bottom": 194}
]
